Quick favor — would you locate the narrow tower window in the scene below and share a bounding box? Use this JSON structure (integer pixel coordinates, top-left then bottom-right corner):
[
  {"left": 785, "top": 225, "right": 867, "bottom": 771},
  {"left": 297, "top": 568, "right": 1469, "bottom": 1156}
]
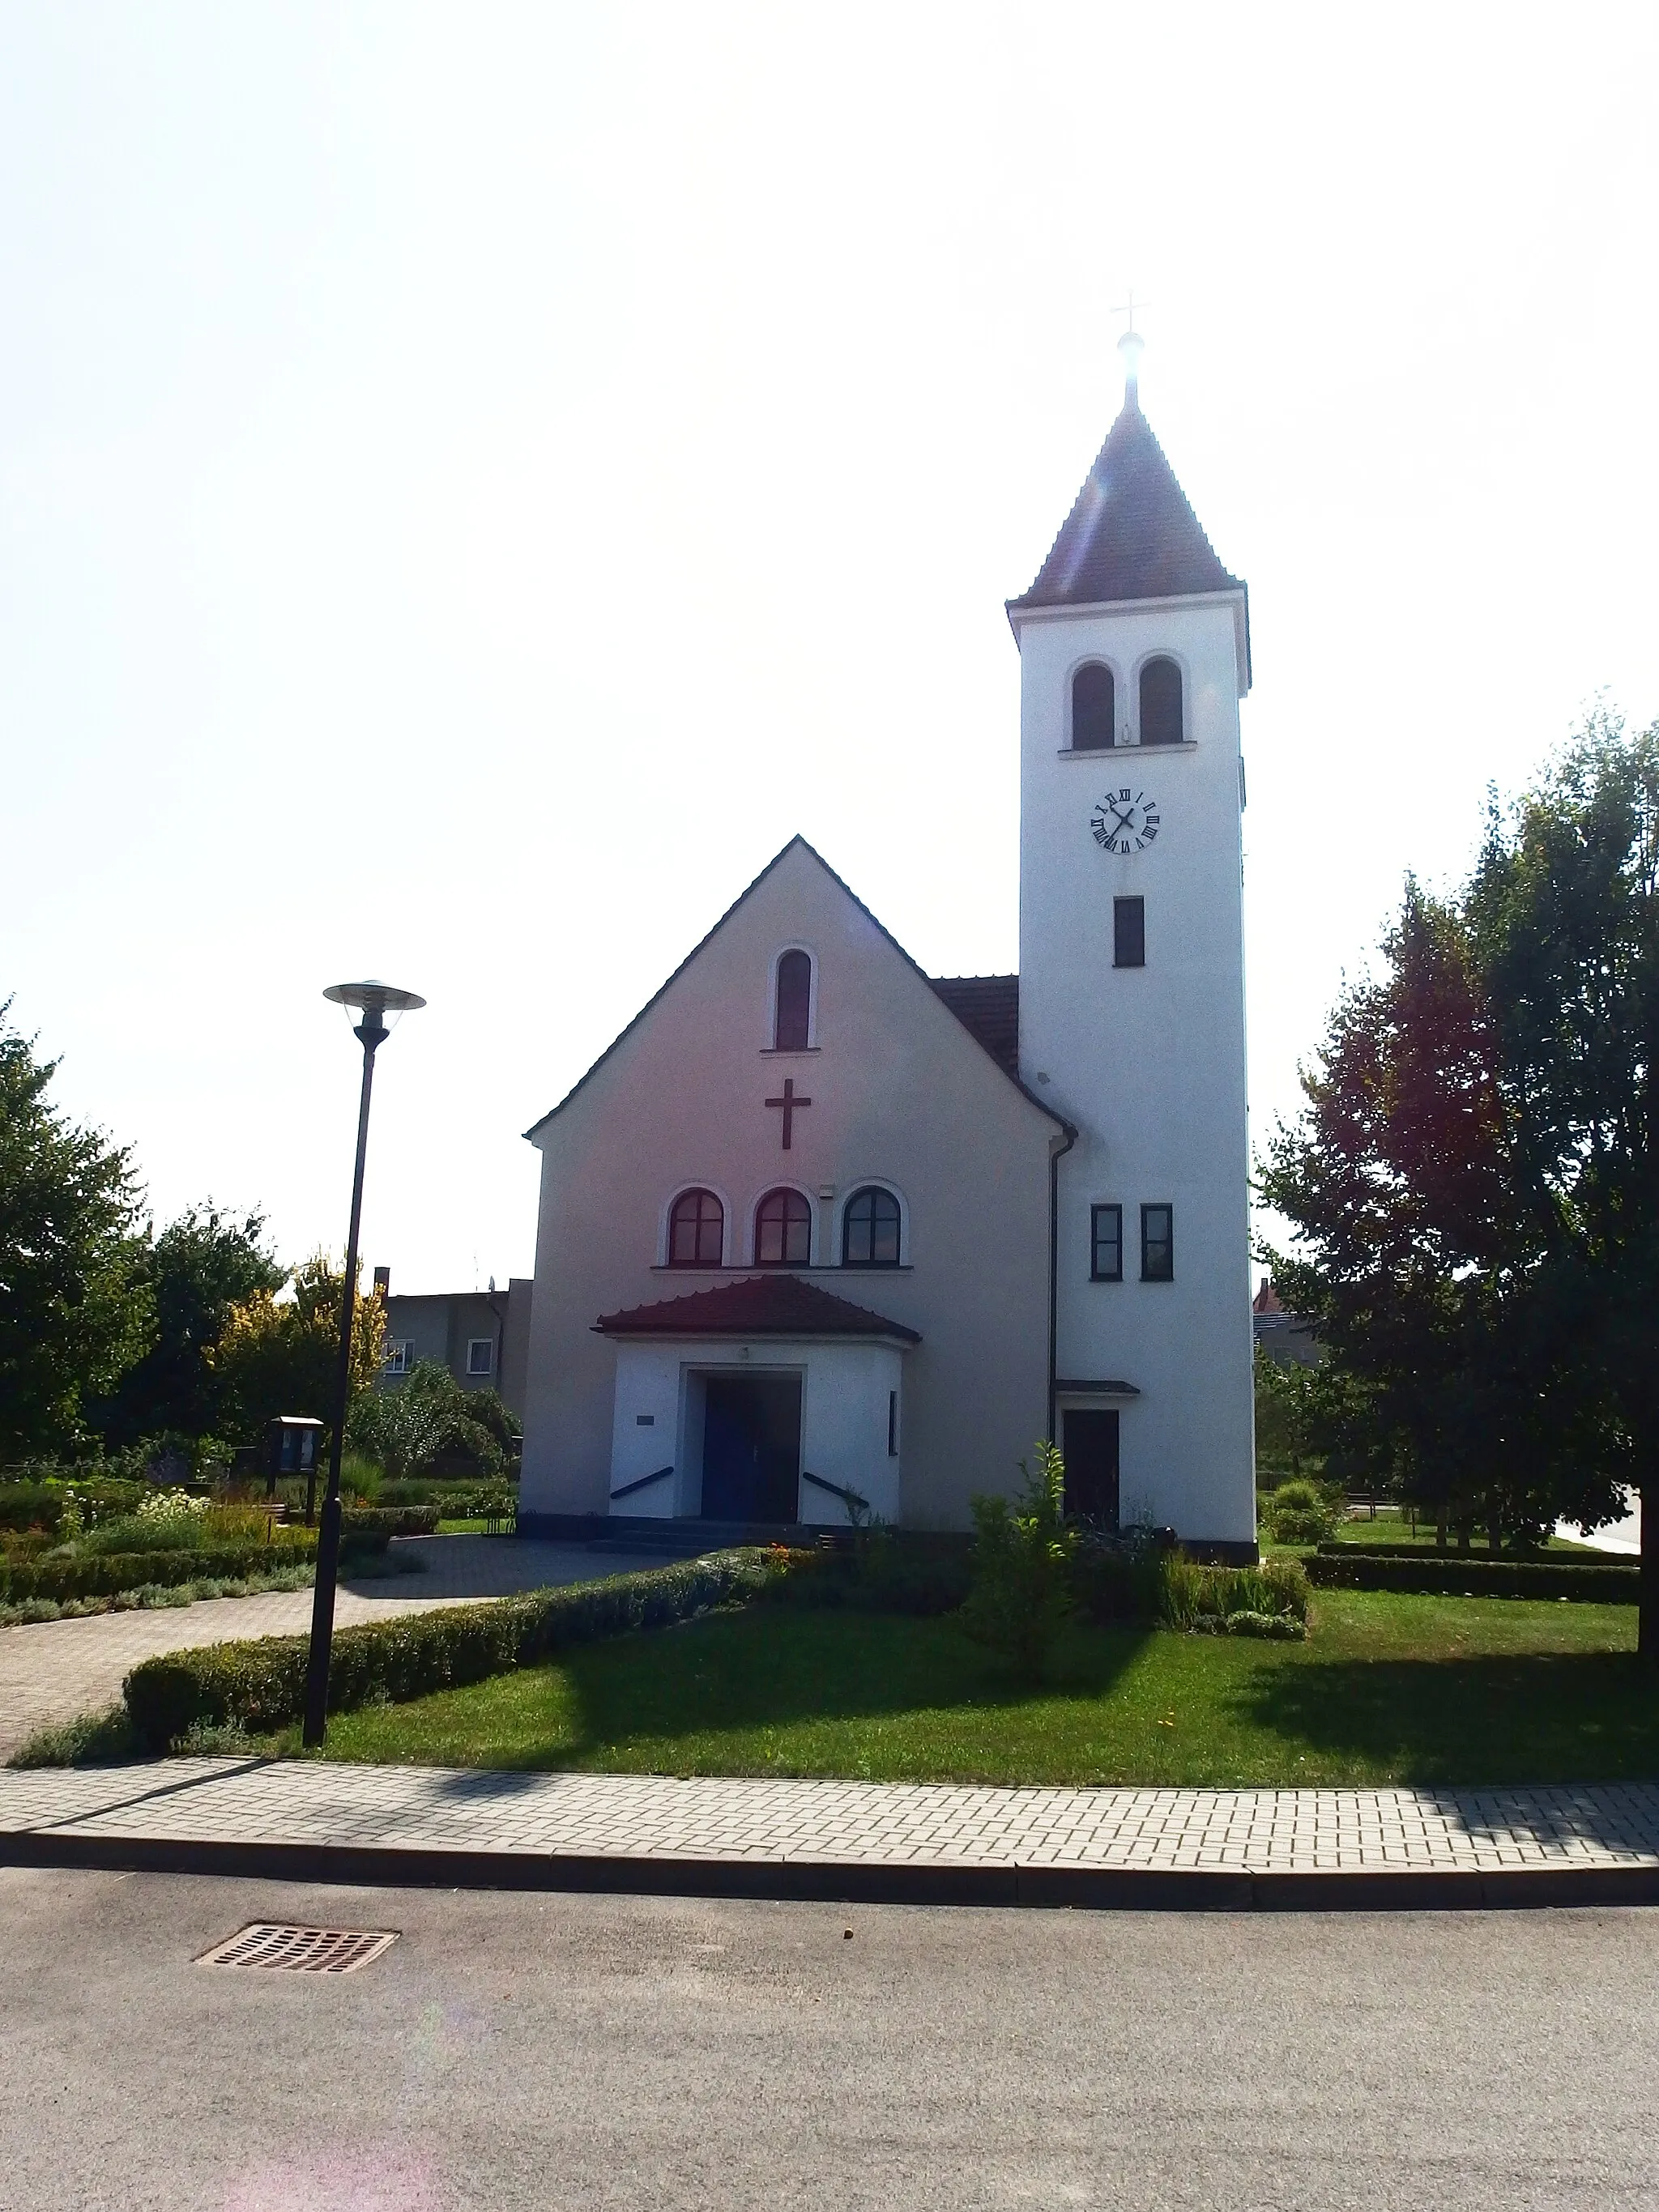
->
[
  {"left": 1071, "top": 663, "right": 1115, "bottom": 751},
  {"left": 842, "top": 1186, "right": 902, "bottom": 1266},
  {"left": 1090, "top": 1204, "right": 1124, "bottom": 1281},
  {"left": 667, "top": 1188, "right": 724, "bottom": 1267},
  {"left": 754, "top": 1187, "right": 812, "bottom": 1266},
  {"left": 1141, "top": 1204, "right": 1175, "bottom": 1281},
  {"left": 1139, "top": 657, "right": 1183, "bottom": 746},
  {"left": 774, "top": 949, "right": 812, "bottom": 1050},
  {"left": 1113, "top": 896, "right": 1145, "bottom": 969}
]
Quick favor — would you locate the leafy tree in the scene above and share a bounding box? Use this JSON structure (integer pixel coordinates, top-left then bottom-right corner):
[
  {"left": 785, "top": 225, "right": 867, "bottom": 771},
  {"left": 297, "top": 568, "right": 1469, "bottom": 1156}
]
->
[
  {"left": 961, "top": 1442, "right": 1076, "bottom": 1681},
  {"left": 208, "top": 1251, "right": 385, "bottom": 1443},
  {"left": 348, "top": 1359, "right": 511, "bottom": 1478},
  {"left": 1259, "top": 873, "right": 1620, "bottom": 1550},
  {"left": 1465, "top": 711, "right": 1659, "bottom": 1647},
  {"left": 101, "top": 1205, "right": 284, "bottom": 1444},
  {"left": 0, "top": 1004, "right": 152, "bottom": 1458}
]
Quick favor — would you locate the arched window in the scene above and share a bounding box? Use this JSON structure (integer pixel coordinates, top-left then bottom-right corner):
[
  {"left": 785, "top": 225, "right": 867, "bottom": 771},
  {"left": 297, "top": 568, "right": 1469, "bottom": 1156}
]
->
[
  {"left": 667, "top": 1188, "right": 723, "bottom": 1267},
  {"left": 1139, "top": 656, "right": 1183, "bottom": 746},
  {"left": 1071, "top": 663, "right": 1115, "bottom": 751},
  {"left": 842, "top": 1185, "right": 902, "bottom": 1266},
  {"left": 774, "top": 949, "right": 812, "bottom": 1051},
  {"left": 754, "top": 1186, "right": 812, "bottom": 1266}
]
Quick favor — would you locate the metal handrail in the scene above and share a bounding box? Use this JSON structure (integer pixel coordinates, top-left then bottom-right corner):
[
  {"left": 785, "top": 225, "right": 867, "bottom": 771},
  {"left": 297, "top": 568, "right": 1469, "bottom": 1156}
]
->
[
  {"left": 609, "top": 1464, "right": 675, "bottom": 1502},
  {"left": 800, "top": 1469, "right": 870, "bottom": 1517}
]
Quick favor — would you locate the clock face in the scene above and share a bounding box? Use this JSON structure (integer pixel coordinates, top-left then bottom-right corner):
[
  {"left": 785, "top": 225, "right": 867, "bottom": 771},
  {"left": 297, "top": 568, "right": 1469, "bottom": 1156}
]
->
[{"left": 1090, "top": 787, "right": 1161, "bottom": 855}]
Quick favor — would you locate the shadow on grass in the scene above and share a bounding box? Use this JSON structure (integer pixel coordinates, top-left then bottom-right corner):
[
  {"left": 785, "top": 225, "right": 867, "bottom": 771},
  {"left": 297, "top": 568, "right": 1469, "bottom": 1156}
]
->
[
  {"left": 383, "top": 1609, "right": 1158, "bottom": 1779},
  {"left": 1230, "top": 1648, "right": 1659, "bottom": 1790}
]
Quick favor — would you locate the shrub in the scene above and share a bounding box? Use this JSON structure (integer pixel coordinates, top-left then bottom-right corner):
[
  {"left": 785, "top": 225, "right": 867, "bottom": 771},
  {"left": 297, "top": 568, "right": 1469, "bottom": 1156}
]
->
[
  {"left": 122, "top": 1548, "right": 788, "bottom": 1750},
  {"left": 1072, "top": 1541, "right": 1309, "bottom": 1630},
  {"left": 0, "top": 1478, "right": 147, "bottom": 1536},
  {"left": 1306, "top": 1551, "right": 1636, "bottom": 1602},
  {"left": 961, "top": 1443, "right": 1077, "bottom": 1681},
  {"left": 1263, "top": 1478, "right": 1341, "bottom": 1546}
]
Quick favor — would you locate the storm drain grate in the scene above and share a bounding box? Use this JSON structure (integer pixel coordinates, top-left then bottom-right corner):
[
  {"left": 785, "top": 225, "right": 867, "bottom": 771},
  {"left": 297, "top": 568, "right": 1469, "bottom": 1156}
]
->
[{"left": 197, "top": 1923, "right": 399, "bottom": 1975}]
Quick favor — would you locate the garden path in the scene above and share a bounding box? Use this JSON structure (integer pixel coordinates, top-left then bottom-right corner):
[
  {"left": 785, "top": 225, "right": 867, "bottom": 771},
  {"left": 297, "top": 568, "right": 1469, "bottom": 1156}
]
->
[{"left": 0, "top": 1536, "right": 660, "bottom": 1762}]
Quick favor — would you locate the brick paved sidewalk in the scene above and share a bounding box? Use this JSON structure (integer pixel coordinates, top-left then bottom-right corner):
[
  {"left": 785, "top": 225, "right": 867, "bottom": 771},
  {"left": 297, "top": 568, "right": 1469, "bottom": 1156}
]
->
[
  {"left": 0, "top": 1538, "right": 660, "bottom": 1762},
  {"left": 5, "top": 1758, "right": 1658, "bottom": 1907}
]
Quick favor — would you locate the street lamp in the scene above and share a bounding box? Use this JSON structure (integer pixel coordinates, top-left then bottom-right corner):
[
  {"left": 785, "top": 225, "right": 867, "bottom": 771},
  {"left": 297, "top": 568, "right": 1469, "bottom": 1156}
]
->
[{"left": 302, "top": 978, "right": 425, "bottom": 1749}]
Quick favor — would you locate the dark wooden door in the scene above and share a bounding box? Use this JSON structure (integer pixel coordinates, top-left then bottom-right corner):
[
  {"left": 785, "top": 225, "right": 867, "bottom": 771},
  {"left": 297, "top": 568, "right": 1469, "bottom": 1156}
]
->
[
  {"left": 1061, "top": 1408, "right": 1120, "bottom": 1529},
  {"left": 700, "top": 1375, "right": 802, "bottom": 1523}
]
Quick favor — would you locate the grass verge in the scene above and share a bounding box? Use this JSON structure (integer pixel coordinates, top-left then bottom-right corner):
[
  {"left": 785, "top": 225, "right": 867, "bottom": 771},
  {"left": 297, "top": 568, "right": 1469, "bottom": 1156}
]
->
[{"left": 277, "top": 1588, "right": 1657, "bottom": 1788}]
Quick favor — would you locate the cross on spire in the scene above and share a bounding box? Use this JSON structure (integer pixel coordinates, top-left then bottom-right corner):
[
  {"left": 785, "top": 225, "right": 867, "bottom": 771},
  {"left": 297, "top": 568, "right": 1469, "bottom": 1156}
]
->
[
  {"left": 764, "top": 1075, "right": 812, "bottom": 1150},
  {"left": 1111, "top": 290, "right": 1149, "bottom": 405}
]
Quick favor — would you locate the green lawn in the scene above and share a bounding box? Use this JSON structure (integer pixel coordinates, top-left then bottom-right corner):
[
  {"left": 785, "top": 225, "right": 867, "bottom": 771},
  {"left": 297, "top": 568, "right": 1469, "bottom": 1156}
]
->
[{"left": 292, "top": 1590, "right": 1659, "bottom": 1788}]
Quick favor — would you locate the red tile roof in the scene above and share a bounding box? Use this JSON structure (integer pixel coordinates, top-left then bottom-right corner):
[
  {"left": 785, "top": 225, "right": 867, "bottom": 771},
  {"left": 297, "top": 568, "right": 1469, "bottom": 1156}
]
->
[
  {"left": 1009, "top": 396, "right": 1242, "bottom": 614},
  {"left": 595, "top": 1273, "right": 921, "bottom": 1343},
  {"left": 928, "top": 974, "right": 1019, "bottom": 1079}
]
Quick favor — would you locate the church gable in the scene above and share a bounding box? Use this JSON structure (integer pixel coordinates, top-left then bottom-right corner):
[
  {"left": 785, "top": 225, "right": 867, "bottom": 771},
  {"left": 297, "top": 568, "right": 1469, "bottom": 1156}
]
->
[{"left": 527, "top": 836, "right": 1063, "bottom": 1146}]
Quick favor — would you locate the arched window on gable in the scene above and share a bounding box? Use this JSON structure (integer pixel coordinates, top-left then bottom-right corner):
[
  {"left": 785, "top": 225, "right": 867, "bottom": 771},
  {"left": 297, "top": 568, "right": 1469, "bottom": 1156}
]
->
[
  {"left": 1139, "top": 656, "right": 1184, "bottom": 746},
  {"left": 1071, "top": 662, "right": 1115, "bottom": 751},
  {"left": 754, "top": 1186, "right": 812, "bottom": 1267},
  {"left": 842, "top": 1185, "right": 902, "bottom": 1266},
  {"left": 667, "top": 1187, "right": 724, "bottom": 1268},
  {"left": 774, "top": 949, "right": 812, "bottom": 1051}
]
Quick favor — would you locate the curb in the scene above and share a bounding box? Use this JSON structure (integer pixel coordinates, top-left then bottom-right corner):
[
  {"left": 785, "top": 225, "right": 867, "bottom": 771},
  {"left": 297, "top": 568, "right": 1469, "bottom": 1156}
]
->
[{"left": 5, "top": 1828, "right": 1657, "bottom": 1911}]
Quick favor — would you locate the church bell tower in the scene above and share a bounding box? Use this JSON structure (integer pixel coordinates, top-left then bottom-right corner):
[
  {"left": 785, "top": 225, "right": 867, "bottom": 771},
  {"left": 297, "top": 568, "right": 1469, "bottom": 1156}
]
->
[{"left": 1009, "top": 330, "right": 1256, "bottom": 1553}]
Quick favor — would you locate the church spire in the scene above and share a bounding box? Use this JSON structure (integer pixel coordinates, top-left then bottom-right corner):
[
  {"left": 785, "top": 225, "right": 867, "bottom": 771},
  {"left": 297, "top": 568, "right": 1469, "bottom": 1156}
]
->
[{"left": 1007, "top": 324, "right": 1242, "bottom": 616}]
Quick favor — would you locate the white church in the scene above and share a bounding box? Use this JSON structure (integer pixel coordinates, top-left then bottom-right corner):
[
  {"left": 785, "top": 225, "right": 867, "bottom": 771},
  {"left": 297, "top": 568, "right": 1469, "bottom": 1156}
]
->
[{"left": 518, "top": 335, "right": 1256, "bottom": 1560}]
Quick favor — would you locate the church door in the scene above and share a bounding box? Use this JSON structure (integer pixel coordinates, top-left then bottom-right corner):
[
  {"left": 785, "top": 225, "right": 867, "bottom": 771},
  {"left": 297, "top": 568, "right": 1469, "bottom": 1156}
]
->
[
  {"left": 700, "top": 1374, "right": 802, "bottom": 1524},
  {"left": 1061, "top": 1408, "right": 1120, "bottom": 1529}
]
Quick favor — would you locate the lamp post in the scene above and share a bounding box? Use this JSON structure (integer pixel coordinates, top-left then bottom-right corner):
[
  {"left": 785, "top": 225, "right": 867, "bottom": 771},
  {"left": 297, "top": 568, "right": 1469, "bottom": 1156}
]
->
[{"left": 302, "top": 978, "right": 425, "bottom": 1749}]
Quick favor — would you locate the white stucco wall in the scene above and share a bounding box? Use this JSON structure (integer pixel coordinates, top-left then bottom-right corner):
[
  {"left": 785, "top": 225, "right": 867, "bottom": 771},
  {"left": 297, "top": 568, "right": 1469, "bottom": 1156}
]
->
[
  {"left": 1016, "top": 590, "right": 1256, "bottom": 1545},
  {"left": 520, "top": 842, "right": 1060, "bottom": 1530}
]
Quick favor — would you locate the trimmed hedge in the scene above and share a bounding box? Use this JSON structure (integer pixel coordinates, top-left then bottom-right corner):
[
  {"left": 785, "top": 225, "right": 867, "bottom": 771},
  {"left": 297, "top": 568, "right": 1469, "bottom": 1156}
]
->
[
  {"left": 1318, "top": 1540, "right": 1633, "bottom": 1566},
  {"left": 1307, "top": 1550, "right": 1637, "bottom": 1602},
  {"left": 1, "top": 1536, "right": 318, "bottom": 1605},
  {"left": 123, "top": 1548, "right": 783, "bottom": 1751},
  {"left": 340, "top": 1505, "right": 441, "bottom": 1538}
]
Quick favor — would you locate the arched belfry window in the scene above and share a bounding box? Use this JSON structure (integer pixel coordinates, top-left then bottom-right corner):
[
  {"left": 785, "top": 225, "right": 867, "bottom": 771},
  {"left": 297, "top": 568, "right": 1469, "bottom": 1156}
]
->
[
  {"left": 1139, "top": 656, "right": 1183, "bottom": 746},
  {"left": 667, "top": 1188, "right": 723, "bottom": 1267},
  {"left": 1071, "top": 663, "right": 1115, "bottom": 751},
  {"left": 755, "top": 1187, "right": 812, "bottom": 1266},
  {"left": 774, "top": 949, "right": 812, "bottom": 1051},
  {"left": 842, "top": 1185, "right": 902, "bottom": 1266}
]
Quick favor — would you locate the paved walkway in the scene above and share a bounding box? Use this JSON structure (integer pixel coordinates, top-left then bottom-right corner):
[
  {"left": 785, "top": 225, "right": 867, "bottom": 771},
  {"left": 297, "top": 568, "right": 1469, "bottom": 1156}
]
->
[
  {"left": 5, "top": 1759, "right": 1658, "bottom": 1907},
  {"left": 0, "top": 1538, "right": 660, "bottom": 1762}
]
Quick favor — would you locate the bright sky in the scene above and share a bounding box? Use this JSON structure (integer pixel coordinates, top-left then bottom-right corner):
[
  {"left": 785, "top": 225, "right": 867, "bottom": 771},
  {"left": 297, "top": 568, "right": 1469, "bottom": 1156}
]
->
[{"left": 4, "top": 3, "right": 1657, "bottom": 1293}]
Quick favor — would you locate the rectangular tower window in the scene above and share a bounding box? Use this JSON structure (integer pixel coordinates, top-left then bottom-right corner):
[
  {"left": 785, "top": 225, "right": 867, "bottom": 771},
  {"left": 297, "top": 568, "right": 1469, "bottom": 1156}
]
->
[
  {"left": 887, "top": 1390, "right": 899, "bottom": 1456},
  {"left": 1090, "top": 1204, "right": 1123, "bottom": 1281},
  {"left": 1113, "top": 896, "right": 1145, "bottom": 968},
  {"left": 1141, "top": 1204, "right": 1174, "bottom": 1281}
]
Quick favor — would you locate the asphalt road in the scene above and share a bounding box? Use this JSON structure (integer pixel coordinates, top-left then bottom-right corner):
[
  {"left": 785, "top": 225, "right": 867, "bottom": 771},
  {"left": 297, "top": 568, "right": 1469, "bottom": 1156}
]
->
[{"left": 2, "top": 1871, "right": 1656, "bottom": 2211}]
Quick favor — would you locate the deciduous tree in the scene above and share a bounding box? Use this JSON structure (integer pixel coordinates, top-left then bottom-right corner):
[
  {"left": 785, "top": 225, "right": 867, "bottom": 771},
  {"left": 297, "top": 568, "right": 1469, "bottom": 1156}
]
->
[{"left": 0, "top": 1004, "right": 151, "bottom": 1458}]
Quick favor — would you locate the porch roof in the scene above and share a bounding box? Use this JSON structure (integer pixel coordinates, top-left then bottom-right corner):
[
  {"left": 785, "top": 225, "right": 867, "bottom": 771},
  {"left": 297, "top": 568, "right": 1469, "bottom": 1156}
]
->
[{"left": 594, "top": 1274, "right": 921, "bottom": 1345}]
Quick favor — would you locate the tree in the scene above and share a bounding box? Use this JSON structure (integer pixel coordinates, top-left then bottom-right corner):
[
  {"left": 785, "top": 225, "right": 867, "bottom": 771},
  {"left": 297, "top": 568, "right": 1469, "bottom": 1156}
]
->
[
  {"left": 1465, "top": 711, "right": 1659, "bottom": 1648},
  {"left": 208, "top": 1251, "right": 385, "bottom": 1443},
  {"left": 0, "top": 1003, "right": 152, "bottom": 1459},
  {"left": 101, "top": 1204, "right": 285, "bottom": 1444},
  {"left": 1259, "top": 876, "right": 1620, "bottom": 1549},
  {"left": 348, "top": 1359, "right": 513, "bottom": 1478}
]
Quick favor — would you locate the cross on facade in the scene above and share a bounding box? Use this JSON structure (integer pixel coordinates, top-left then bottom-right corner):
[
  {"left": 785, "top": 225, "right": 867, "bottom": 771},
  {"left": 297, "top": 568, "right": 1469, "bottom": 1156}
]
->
[{"left": 764, "top": 1075, "right": 812, "bottom": 1149}]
